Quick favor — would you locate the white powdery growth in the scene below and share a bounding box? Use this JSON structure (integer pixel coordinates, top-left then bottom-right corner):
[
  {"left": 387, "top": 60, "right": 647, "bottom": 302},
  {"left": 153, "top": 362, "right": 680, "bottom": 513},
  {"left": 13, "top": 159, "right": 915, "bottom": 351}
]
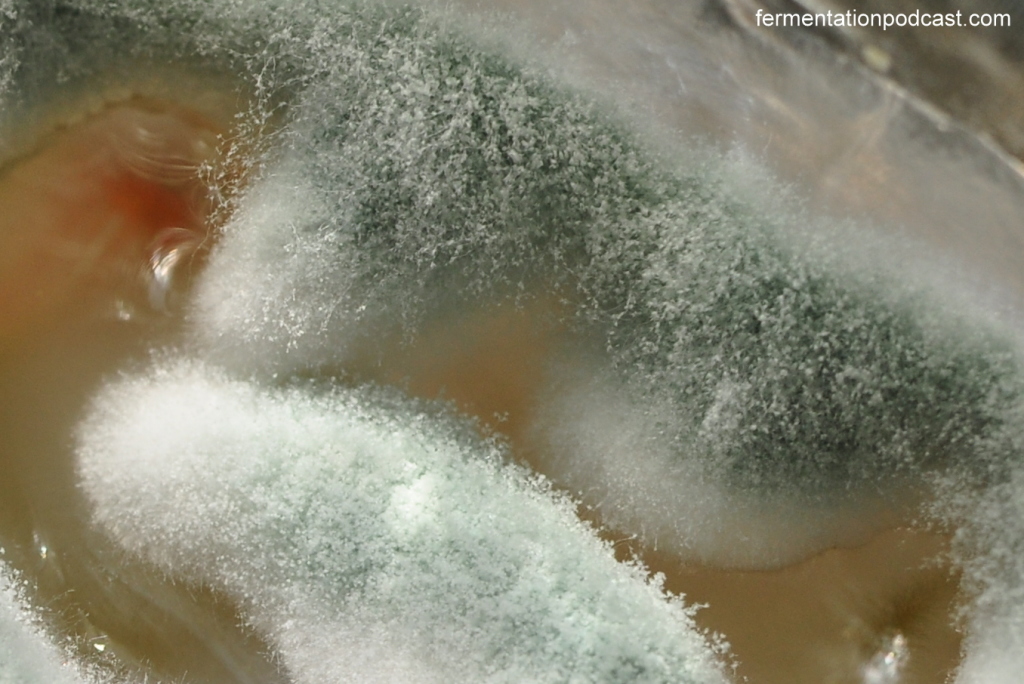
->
[
  {"left": 955, "top": 620, "right": 1024, "bottom": 684},
  {"left": 192, "top": 161, "right": 365, "bottom": 371},
  {"left": 931, "top": 466, "right": 1024, "bottom": 684},
  {"left": 531, "top": 368, "right": 901, "bottom": 569},
  {"left": 76, "top": 361, "right": 729, "bottom": 684},
  {"left": 0, "top": 564, "right": 93, "bottom": 684}
]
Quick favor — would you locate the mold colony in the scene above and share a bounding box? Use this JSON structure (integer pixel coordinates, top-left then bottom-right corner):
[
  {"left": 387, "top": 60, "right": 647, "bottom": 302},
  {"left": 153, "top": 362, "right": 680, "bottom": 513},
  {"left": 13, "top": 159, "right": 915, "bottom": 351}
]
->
[{"left": 1, "top": 1, "right": 1023, "bottom": 682}]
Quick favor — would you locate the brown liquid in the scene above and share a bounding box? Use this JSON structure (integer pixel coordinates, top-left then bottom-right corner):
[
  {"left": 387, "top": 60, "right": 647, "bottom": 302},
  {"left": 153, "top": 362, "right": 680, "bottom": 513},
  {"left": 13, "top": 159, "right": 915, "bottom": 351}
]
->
[
  {"left": 644, "top": 529, "right": 963, "bottom": 684},
  {"left": 345, "top": 295, "right": 966, "bottom": 683},
  {"left": 0, "top": 97, "right": 287, "bottom": 683},
  {"left": 0, "top": 92, "right": 965, "bottom": 683}
]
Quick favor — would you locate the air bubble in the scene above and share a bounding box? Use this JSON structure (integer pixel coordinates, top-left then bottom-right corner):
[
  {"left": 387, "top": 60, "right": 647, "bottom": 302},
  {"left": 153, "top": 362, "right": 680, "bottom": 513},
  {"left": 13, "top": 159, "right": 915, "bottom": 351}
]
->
[
  {"left": 145, "top": 226, "right": 202, "bottom": 312},
  {"left": 862, "top": 632, "right": 908, "bottom": 684}
]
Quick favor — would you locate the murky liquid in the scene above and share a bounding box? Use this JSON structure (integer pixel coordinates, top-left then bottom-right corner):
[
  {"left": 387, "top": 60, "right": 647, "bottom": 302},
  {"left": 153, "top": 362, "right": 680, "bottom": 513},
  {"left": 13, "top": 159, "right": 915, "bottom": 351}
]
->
[
  {"left": 0, "top": 103, "right": 966, "bottom": 681},
  {"left": 0, "top": 96, "right": 288, "bottom": 682}
]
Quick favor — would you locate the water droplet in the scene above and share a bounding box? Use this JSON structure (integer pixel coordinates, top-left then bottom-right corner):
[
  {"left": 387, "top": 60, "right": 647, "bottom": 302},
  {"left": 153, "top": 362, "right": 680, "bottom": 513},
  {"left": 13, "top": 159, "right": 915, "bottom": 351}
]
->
[
  {"left": 862, "top": 632, "right": 908, "bottom": 684},
  {"left": 146, "top": 227, "right": 202, "bottom": 312}
]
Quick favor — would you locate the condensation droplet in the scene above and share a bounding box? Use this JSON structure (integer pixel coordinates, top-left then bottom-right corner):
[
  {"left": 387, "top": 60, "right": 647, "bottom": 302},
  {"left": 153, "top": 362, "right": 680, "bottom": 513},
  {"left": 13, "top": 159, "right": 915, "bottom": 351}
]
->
[
  {"left": 146, "top": 227, "right": 202, "bottom": 312},
  {"left": 862, "top": 632, "right": 908, "bottom": 684}
]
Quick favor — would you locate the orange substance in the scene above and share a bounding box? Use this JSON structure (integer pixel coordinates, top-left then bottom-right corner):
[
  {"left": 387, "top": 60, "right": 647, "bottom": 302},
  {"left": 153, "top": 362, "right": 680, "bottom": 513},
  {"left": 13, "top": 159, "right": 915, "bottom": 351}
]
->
[
  {"left": 0, "top": 101, "right": 221, "bottom": 347},
  {"left": 100, "top": 173, "right": 195, "bottom": 237}
]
